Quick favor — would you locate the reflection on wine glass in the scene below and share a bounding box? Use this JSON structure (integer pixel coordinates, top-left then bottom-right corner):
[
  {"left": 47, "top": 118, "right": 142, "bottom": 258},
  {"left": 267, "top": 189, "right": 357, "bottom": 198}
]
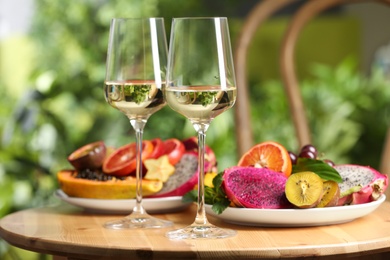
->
[
  {"left": 103, "top": 18, "right": 172, "bottom": 229},
  {"left": 164, "top": 17, "right": 237, "bottom": 239}
]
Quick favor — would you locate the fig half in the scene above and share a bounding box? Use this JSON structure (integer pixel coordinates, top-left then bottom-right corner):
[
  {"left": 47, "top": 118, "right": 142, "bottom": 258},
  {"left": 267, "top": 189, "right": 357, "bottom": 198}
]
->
[{"left": 67, "top": 141, "right": 106, "bottom": 170}]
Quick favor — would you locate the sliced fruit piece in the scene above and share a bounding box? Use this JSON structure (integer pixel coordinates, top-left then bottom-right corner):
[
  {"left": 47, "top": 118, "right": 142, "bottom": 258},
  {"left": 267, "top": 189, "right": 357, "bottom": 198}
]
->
[
  {"left": 335, "top": 164, "right": 388, "bottom": 205},
  {"left": 161, "top": 138, "right": 186, "bottom": 165},
  {"left": 222, "top": 166, "right": 290, "bottom": 209},
  {"left": 102, "top": 140, "right": 154, "bottom": 176},
  {"left": 237, "top": 141, "right": 292, "bottom": 177},
  {"left": 285, "top": 171, "right": 323, "bottom": 208},
  {"left": 316, "top": 180, "right": 340, "bottom": 208},
  {"left": 149, "top": 138, "right": 165, "bottom": 159},
  {"left": 182, "top": 136, "right": 217, "bottom": 167},
  {"left": 67, "top": 141, "right": 107, "bottom": 170},
  {"left": 144, "top": 155, "right": 175, "bottom": 182},
  {"left": 57, "top": 170, "right": 162, "bottom": 199},
  {"left": 149, "top": 138, "right": 185, "bottom": 165},
  {"left": 146, "top": 153, "right": 200, "bottom": 198}
]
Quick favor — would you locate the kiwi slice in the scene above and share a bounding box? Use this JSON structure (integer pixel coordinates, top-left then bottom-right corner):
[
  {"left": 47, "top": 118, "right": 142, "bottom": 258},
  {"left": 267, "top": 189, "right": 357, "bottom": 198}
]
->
[
  {"left": 285, "top": 171, "right": 324, "bottom": 208},
  {"left": 316, "top": 180, "right": 340, "bottom": 208}
]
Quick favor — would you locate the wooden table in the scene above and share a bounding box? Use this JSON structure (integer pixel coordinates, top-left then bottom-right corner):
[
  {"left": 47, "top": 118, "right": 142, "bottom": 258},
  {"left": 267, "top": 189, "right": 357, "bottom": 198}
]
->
[{"left": 1, "top": 201, "right": 390, "bottom": 260}]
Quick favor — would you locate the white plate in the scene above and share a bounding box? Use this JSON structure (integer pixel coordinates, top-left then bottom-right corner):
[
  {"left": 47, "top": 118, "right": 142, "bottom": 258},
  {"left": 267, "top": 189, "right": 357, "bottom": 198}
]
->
[
  {"left": 55, "top": 189, "right": 191, "bottom": 214},
  {"left": 205, "top": 195, "right": 386, "bottom": 227}
]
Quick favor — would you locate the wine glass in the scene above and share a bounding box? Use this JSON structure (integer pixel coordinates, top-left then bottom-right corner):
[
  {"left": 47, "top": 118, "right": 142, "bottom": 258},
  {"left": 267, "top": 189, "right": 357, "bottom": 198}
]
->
[
  {"left": 164, "top": 17, "right": 237, "bottom": 239},
  {"left": 103, "top": 18, "right": 172, "bottom": 229}
]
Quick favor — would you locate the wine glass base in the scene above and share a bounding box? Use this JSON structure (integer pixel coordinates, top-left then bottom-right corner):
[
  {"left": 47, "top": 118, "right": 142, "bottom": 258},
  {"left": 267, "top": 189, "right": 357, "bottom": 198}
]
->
[
  {"left": 104, "top": 212, "right": 173, "bottom": 229},
  {"left": 166, "top": 223, "right": 236, "bottom": 240}
]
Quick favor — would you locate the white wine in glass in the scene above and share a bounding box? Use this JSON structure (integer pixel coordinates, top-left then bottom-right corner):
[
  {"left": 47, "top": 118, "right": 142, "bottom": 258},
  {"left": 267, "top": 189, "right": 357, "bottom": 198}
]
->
[
  {"left": 164, "top": 17, "right": 237, "bottom": 239},
  {"left": 103, "top": 18, "right": 172, "bottom": 229}
]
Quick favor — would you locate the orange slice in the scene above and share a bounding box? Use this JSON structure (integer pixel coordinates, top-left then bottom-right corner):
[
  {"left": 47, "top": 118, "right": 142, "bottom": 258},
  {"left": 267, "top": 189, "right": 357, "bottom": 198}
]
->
[{"left": 237, "top": 141, "right": 292, "bottom": 177}]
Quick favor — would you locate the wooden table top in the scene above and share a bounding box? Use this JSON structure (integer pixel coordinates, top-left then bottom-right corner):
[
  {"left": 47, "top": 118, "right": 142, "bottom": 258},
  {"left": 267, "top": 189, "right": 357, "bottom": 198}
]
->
[{"left": 1, "top": 201, "right": 390, "bottom": 260}]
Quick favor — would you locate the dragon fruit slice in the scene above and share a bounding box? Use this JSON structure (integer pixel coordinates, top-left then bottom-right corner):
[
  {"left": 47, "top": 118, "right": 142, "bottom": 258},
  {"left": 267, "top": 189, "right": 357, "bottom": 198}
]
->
[
  {"left": 334, "top": 164, "right": 388, "bottom": 205},
  {"left": 182, "top": 137, "right": 217, "bottom": 169},
  {"left": 147, "top": 152, "right": 212, "bottom": 198},
  {"left": 222, "top": 166, "right": 291, "bottom": 209}
]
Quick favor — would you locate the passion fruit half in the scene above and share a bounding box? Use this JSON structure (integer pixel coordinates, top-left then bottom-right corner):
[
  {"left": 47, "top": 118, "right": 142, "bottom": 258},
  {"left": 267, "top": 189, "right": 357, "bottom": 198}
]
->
[{"left": 67, "top": 141, "right": 107, "bottom": 170}]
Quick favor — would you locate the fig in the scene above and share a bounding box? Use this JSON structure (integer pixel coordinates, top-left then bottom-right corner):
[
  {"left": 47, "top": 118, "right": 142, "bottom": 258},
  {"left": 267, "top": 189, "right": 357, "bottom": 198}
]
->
[
  {"left": 285, "top": 171, "right": 323, "bottom": 208},
  {"left": 316, "top": 180, "right": 340, "bottom": 208},
  {"left": 67, "top": 141, "right": 107, "bottom": 170}
]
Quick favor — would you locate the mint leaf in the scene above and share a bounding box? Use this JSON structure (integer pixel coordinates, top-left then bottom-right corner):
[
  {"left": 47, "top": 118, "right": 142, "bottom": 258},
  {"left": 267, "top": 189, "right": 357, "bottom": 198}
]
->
[{"left": 292, "top": 158, "right": 343, "bottom": 183}]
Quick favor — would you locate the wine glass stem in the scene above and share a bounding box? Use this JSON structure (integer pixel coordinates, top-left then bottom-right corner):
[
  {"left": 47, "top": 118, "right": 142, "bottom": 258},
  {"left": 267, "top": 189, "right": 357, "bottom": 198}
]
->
[
  {"left": 130, "top": 119, "right": 147, "bottom": 215},
  {"left": 195, "top": 128, "right": 208, "bottom": 225}
]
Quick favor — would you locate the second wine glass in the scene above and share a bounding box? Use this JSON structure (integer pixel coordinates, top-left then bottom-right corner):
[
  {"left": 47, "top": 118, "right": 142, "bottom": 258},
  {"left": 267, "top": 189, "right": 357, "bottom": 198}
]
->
[
  {"left": 103, "top": 18, "right": 172, "bottom": 229},
  {"left": 164, "top": 17, "right": 237, "bottom": 239}
]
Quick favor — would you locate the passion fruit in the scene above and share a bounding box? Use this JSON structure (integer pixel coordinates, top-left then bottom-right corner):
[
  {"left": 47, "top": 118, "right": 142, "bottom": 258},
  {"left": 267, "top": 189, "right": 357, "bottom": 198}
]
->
[{"left": 67, "top": 141, "right": 107, "bottom": 170}]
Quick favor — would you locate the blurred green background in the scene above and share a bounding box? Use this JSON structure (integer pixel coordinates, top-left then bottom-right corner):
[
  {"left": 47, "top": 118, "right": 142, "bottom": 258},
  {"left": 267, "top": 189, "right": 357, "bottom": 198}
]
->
[{"left": 1, "top": 0, "right": 390, "bottom": 258}]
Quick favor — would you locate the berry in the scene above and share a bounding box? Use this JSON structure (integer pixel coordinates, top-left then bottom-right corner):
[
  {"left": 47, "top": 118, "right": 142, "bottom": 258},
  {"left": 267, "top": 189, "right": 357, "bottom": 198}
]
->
[
  {"left": 288, "top": 151, "right": 298, "bottom": 165},
  {"left": 298, "top": 150, "right": 316, "bottom": 159},
  {"left": 323, "top": 159, "right": 335, "bottom": 167},
  {"left": 300, "top": 144, "right": 318, "bottom": 158}
]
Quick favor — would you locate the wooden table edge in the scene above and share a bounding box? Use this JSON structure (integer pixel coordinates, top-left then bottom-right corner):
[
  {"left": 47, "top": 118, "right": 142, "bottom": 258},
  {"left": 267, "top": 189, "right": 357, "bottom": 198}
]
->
[{"left": 1, "top": 202, "right": 390, "bottom": 259}]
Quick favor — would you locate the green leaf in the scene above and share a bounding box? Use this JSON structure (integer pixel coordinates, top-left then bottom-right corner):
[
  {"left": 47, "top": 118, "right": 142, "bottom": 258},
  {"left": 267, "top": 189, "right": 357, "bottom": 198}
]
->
[
  {"left": 212, "top": 171, "right": 224, "bottom": 188},
  {"left": 292, "top": 158, "right": 343, "bottom": 183},
  {"left": 182, "top": 190, "right": 197, "bottom": 204},
  {"left": 182, "top": 171, "right": 231, "bottom": 214},
  {"left": 211, "top": 200, "right": 231, "bottom": 215}
]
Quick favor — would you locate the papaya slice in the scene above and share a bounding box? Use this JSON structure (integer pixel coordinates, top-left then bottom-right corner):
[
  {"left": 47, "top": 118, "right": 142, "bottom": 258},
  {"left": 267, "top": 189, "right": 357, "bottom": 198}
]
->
[{"left": 57, "top": 170, "right": 163, "bottom": 199}]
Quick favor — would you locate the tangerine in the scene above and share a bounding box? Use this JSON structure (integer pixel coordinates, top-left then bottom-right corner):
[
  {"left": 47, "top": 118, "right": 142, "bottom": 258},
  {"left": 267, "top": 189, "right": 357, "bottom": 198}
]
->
[{"left": 237, "top": 141, "right": 292, "bottom": 177}]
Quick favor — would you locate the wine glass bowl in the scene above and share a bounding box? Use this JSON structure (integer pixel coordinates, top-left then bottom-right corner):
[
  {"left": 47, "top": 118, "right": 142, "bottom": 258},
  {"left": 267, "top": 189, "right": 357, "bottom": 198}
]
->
[
  {"left": 103, "top": 18, "right": 172, "bottom": 229},
  {"left": 164, "top": 17, "right": 237, "bottom": 239},
  {"left": 105, "top": 80, "right": 166, "bottom": 119}
]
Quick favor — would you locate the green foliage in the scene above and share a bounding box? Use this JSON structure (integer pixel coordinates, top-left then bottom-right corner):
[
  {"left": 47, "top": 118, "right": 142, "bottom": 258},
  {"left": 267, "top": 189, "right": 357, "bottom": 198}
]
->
[
  {"left": 0, "top": 1, "right": 200, "bottom": 259},
  {"left": 0, "top": 0, "right": 238, "bottom": 220},
  {"left": 249, "top": 57, "right": 390, "bottom": 167},
  {"left": 1, "top": 1, "right": 390, "bottom": 258},
  {"left": 303, "top": 57, "right": 390, "bottom": 166}
]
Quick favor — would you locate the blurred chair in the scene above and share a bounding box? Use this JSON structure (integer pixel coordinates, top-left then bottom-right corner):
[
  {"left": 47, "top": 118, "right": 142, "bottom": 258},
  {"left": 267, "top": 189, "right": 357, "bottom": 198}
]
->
[
  {"left": 279, "top": 0, "right": 390, "bottom": 177},
  {"left": 234, "top": 0, "right": 299, "bottom": 157}
]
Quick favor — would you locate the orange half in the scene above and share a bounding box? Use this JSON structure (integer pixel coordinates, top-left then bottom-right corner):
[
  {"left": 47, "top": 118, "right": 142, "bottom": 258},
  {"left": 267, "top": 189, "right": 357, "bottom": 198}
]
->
[{"left": 237, "top": 141, "right": 292, "bottom": 177}]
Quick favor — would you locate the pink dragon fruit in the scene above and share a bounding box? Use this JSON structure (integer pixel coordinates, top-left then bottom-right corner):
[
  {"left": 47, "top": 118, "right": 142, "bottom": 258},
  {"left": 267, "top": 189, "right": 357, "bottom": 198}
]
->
[
  {"left": 182, "top": 137, "right": 217, "bottom": 170},
  {"left": 222, "top": 166, "right": 291, "bottom": 209},
  {"left": 147, "top": 152, "right": 214, "bottom": 198},
  {"left": 334, "top": 164, "right": 388, "bottom": 205}
]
